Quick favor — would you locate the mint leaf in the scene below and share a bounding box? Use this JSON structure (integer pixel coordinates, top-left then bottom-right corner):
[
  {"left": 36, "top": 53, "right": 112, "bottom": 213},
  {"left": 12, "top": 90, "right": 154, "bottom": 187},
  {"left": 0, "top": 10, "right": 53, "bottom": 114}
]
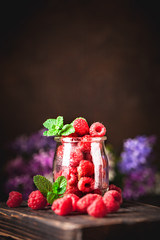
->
[
  {"left": 47, "top": 192, "right": 58, "bottom": 204},
  {"left": 55, "top": 176, "right": 67, "bottom": 194},
  {"left": 43, "top": 119, "right": 56, "bottom": 129},
  {"left": 59, "top": 124, "right": 75, "bottom": 136},
  {"left": 52, "top": 181, "right": 59, "bottom": 194},
  {"left": 56, "top": 116, "right": 63, "bottom": 130},
  {"left": 43, "top": 131, "right": 48, "bottom": 136},
  {"left": 48, "top": 128, "right": 59, "bottom": 136},
  {"left": 33, "top": 175, "right": 52, "bottom": 197}
]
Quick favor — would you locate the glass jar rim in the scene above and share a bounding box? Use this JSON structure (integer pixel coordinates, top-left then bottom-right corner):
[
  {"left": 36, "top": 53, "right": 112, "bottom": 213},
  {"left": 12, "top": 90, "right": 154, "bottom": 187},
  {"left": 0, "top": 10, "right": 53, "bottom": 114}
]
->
[{"left": 54, "top": 136, "right": 107, "bottom": 143}]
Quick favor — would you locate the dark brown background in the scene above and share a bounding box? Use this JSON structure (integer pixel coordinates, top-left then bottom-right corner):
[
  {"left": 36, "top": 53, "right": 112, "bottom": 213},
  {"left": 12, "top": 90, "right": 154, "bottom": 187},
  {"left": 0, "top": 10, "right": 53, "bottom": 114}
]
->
[{"left": 0, "top": 0, "right": 160, "bottom": 164}]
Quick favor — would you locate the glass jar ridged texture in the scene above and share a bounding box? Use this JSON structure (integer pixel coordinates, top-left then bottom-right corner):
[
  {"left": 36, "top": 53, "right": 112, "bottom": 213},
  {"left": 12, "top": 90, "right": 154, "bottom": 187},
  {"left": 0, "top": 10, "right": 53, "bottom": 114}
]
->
[{"left": 53, "top": 136, "right": 109, "bottom": 196}]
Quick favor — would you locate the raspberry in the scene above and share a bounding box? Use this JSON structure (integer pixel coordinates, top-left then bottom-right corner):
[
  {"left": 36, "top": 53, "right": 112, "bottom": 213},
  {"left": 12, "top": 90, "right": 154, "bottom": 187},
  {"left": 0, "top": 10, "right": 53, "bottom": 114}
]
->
[
  {"left": 64, "top": 194, "right": 80, "bottom": 211},
  {"left": 87, "top": 197, "right": 107, "bottom": 218},
  {"left": 92, "top": 188, "right": 102, "bottom": 195},
  {"left": 76, "top": 193, "right": 102, "bottom": 213},
  {"left": 51, "top": 197, "right": 72, "bottom": 216},
  {"left": 78, "top": 135, "right": 91, "bottom": 153},
  {"left": 28, "top": 190, "right": 47, "bottom": 210},
  {"left": 89, "top": 122, "right": 106, "bottom": 137},
  {"left": 69, "top": 147, "right": 83, "bottom": 167},
  {"left": 77, "top": 160, "right": 94, "bottom": 178},
  {"left": 109, "top": 184, "right": 123, "bottom": 204},
  {"left": 73, "top": 118, "right": 89, "bottom": 136},
  {"left": 62, "top": 166, "right": 77, "bottom": 185},
  {"left": 6, "top": 191, "right": 23, "bottom": 208},
  {"left": 109, "top": 184, "right": 122, "bottom": 194},
  {"left": 84, "top": 152, "right": 92, "bottom": 162},
  {"left": 78, "top": 177, "right": 94, "bottom": 193},
  {"left": 103, "top": 190, "right": 121, "bottom": 213},
  {"left": 57, "top": 145, "right": 64, "bottom": 158},
  {"left": 65, "top": 185, "right": 83, "bottom": 197}
]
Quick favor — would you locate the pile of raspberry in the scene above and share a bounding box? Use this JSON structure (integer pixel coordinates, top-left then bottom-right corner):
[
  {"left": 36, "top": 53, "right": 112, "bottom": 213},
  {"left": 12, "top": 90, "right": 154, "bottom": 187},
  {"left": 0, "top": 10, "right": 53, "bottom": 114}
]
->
[
  {"left": 6, "top": 184, "right": 123, "bottom": 218},
  {"left": 55, "top": 118, "right": 107, "bottom": 197}
]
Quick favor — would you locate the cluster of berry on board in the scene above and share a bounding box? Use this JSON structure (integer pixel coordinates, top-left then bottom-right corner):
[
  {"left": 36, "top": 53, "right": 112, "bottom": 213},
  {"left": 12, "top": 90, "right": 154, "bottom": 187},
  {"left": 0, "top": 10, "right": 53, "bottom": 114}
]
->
[
  {"left": 7, "top": 184, "right": 122, "bottom": 218},
  {"left": 55, "top": 117, "right": 107, "bottom": 196}
]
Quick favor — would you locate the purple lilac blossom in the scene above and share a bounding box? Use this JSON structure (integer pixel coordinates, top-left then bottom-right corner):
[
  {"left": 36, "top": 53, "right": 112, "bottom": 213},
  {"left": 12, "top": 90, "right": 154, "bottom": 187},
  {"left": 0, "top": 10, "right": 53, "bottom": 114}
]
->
[
  {"left": 118, "top": 135, "right": 156, "bottom": 173},
  {"left": 10, "top": 129, "right": 56, "bottom": 154},
  {"left": 29, "top": 149, "right": 55, "bottom": 176},
  {"left": 122, "top": 167, "right": 156, "bottom": 200},
  {"left": 5, "top": 129, "right": 56, "bottom": 199}
]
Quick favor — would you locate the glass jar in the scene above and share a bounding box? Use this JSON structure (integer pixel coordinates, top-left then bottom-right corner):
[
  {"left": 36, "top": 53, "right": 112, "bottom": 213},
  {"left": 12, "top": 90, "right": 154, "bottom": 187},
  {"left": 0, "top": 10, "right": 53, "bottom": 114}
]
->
[{"left": 53, "top": 136, "right": 109, "bottom": 197}]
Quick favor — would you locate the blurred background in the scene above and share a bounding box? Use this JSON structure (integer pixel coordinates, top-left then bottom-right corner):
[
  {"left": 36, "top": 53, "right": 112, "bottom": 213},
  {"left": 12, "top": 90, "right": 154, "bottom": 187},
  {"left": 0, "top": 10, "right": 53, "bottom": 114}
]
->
[{"left": 0, "top": 0, "right": 160, "bottom": 201}]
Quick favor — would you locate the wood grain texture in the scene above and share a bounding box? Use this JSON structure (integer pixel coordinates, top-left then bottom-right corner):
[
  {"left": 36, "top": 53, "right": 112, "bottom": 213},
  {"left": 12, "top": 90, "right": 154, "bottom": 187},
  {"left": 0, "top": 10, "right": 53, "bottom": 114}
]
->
[{"left": 0, "top": 201, "right": 160, "bottom": 240}]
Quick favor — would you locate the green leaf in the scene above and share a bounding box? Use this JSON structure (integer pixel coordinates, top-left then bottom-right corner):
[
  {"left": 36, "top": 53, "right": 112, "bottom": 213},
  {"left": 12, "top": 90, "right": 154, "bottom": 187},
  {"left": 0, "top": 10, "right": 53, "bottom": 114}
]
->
[
  {"left": 52, "top": 181, "right": 59, "bottom": 194},
  {"left": 47, "top": 192, "right": 58, "bottom": 204},
  {"left": 55, "top": 176, "right": 67, "bottom": 195},
  {"left": 56, "top": 116, "right": 63, "bottom": 130},
  {"left": 33, "top": 175, "right": 52, "bottom": 197},
  {"left": 43, "top": 119, "right": 56, "bottom": 129},
  {"left": 46, "top": 127, "right": 59, "bottom": 136},
  {"left": 43, "top": 131, "right": 48, "bottom": 136},
  {"left": 59, "top": 124, "right": 75, "bottom": 136}
]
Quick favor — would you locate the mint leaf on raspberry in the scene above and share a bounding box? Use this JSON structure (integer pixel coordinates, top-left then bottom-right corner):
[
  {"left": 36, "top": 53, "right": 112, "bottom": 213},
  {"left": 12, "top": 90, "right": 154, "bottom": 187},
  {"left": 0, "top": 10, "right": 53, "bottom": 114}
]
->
[
  {"left": 33, "top": 175, "right": 52, "bottom": 198},
  {"left": 43, "top": 119, "right": 56, "bottom": 129},
  {"left": 47, "top": 128, "right": 59, "bottom": 136},
  {"left": 47, "top": 192, "right": 58, "bottom": 204},
  {"left": 59, "top": 124, "right": 75, "bottom": 136}
]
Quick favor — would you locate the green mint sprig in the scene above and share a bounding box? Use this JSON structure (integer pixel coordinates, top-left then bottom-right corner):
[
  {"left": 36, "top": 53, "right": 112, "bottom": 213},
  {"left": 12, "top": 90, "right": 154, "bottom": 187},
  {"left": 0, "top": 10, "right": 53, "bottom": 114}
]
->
[
  {"left": 43, "top": 116, "right": 75, "bottom": 137},
  {"left": 33, "top": 175, "right": 67, "bottom": 204}
]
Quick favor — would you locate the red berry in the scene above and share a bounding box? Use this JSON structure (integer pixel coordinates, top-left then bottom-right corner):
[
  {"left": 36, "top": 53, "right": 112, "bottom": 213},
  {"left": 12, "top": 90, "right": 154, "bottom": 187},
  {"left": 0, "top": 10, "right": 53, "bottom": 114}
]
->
[
  {"left": 57, "top": 145, "right": 64, "bottom": 158},
  {"left": 64, "top": 194, "right": 80, "bottom": 211},
  {"left": 109, "top": 184, "right": 123, "bottom": 204},
  {"left": 76, "top": 193, "right": 102, "bottom": 213},
  {"left": 78, "top": 135, "right": 91, "bottom": 153},
  {"left": 87, "top": 197, "right": 107, "bottom": 218},
  {"left": 84, "top": 152, "right": 92, "bottom": 161},
  {"left": 92, "top": 188, "right": 102, "bottom": 195},
  {"left": 65, "top": 185, "right": 83, "bottom": 197},
  {"left": 78, "top": 177, "right": 94, "bottom": 193},
  {"left": 77, "top": 160, "right": 94, "bottom": 178},
  {"left": 69, "top": 147, "right": 83, "bottom": 167},
  {"left": 51, "top": 197, "right": 72, "bottom": 216},
  {"left": 62, "top": 167, "right": 78, "bottom": 186},
  {"left": 103, "top": 190, "right": 121, "bottom": 213},
  {"left": 6, "top": 191, "right": 23, "bottom": 208},
  {"left": 28, "top": 190, "right": 47, "bottom": 210},
  {"left": 89, "top": 122, "right": 106, "bottom": 137},
  {"left": 73, "top": 118, "right": 89, "bottom": 136}
]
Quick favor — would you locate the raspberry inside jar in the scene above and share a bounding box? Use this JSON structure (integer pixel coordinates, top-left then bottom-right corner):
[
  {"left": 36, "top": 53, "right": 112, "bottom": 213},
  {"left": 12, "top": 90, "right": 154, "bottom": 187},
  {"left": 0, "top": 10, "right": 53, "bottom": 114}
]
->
[{"left": 53, "top": 136, "right": 109, "bottom": 196}]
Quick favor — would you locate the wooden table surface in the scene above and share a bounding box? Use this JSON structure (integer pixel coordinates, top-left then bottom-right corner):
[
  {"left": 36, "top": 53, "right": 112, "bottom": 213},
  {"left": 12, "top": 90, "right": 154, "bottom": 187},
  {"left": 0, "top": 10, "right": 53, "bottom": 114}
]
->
[{"left": 0, "top": 201, "right": 160, "bottom": 240}]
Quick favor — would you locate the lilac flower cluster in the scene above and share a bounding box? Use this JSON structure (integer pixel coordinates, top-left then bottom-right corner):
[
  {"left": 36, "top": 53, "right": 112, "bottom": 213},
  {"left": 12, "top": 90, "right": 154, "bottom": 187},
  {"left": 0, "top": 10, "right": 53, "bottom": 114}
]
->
[
  {"left": 5, "top": 130, "right": 56, "bottom": 199},
  {"left": 118, "top": 135, "right": 156, "bottom": 200}
]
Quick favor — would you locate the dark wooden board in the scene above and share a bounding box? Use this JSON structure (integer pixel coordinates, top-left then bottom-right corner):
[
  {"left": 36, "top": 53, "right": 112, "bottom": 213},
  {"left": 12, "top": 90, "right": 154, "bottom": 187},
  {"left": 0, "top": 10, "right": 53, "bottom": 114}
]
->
[{"left": 0, "top": 201, "right": 160, "bottom": 240}]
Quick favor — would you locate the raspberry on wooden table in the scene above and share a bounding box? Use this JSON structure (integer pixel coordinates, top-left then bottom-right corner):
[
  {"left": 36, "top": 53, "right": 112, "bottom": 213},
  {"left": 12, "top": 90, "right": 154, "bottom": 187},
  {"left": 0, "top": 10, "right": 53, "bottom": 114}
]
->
[
  {"left": 87, "top": 197, "right": 108, "bottom": 218},
  {"left": 76, "top": 193, "right": 102, "bottom": 213},
  {"left": 103, "top": 190, "right": 121, "bottom": 213},
  {"left": 6, "top": 191, "right": 23, "bottom": 208},
  {"left": 64, "top": 194, "right": 80, "bottom": 212},
  {"left": 51, "top": 197, "right": 72, "bottom": 216},
  {"left": 28, "top": 190, "right": 47, "bottom": 210}
]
